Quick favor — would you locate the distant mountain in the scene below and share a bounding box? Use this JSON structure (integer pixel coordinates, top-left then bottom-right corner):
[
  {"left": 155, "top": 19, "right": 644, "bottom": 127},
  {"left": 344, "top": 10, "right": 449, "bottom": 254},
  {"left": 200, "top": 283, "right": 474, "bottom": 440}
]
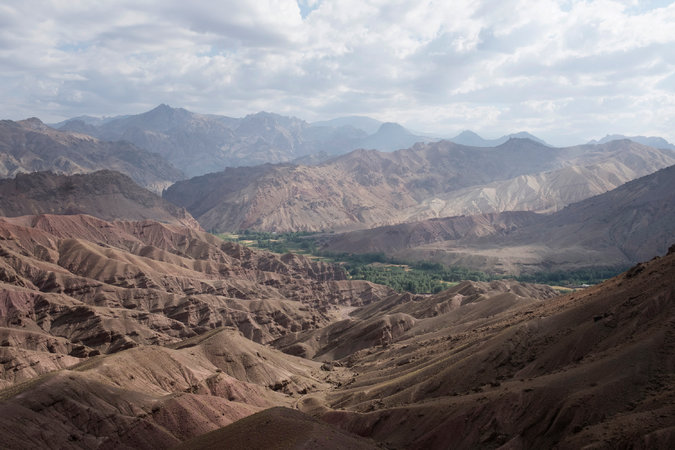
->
[
  {"left": 164, "top": 139, "right": 675, "bottom": 233},
  {"left": 323, "top": 164, "right": 675, "bottom": 274},
  {"left": 310, "top": 115, "right": 383, "bottom": 134},
  {"left": 50, "top": 114, "right": 124, "bottom": 128},
  {"left": 57, "top": 105, "right": 433, "bottom": 177},
  {"left": 358, "top": 122, "right": 429, "bottom": 151},
  {"left": 0, "top": 171, "right": 200, "bottom": 228},
  {"left": 589, "top": 134, "right": 675, "bottom": 150},
  {"left": 450, "top": 130, "right": 550, "bottom": 147},
  {"left": 0, "top": 118, "right": 183, "bottom": 192}
]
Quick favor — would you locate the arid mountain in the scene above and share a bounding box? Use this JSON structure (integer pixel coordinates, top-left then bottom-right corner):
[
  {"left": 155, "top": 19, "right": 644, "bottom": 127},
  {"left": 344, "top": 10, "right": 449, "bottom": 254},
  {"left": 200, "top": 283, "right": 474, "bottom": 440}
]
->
[
  {"left": 320, "top": 211, "right": 540, "bottom": 255},
  {"left": 0, "top": 214, "right": 390, "bottom": 354},
  {"left": 590, "top": 134, "right": 675, "bottom": 150},
  {"left": 0, "top": 213, "right": 392, "bottom": 447},
  {"left": 311, "top": 116, "right": 383, "bottom": 135},
  {"left": 402, "top": 157, "right": 661, "bottom": 219},
  {"left": 0, "top": 211, "right": 672, "bottom": 448},
  {"left": 164, "top": 138, "right": 675, "bottom": 233},
  {"left": 450, "top": 129, "right": 550, "bottom": 147},
  {"left": 324, "top": 164, "right": 675, "bottom": 274},
  {"left": 0, "top": 118, "right": 182, "bottom": 192},
  {"left": 302, "top": 245, "right": 675, "bottom": 449},
  {"left": 57, "top": 105, "right": 430, "bottom": 177},
  {"left": 0, "top": 171, "right": 200, "bottom": 228}
]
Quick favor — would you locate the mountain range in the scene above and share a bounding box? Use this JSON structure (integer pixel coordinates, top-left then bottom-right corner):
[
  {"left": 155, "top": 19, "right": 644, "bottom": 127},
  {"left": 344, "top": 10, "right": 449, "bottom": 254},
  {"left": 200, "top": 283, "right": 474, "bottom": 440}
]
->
[
  {"left": 589, "top": 134, "right": 675, "bottom": 150},
  {"left": 164, "top": 138, "right": 675, "bottom": 233},
  {"left": 321, "top": 163, "right": 675, "bottom": 274},
  {"left": 449, "top": 129, "right": 550, "bottom": 146},
  {"left": 54, "top": 105, "right": 433, "bottom": 177},
  {"left": 0, "top": 118, "right": 182, "bottom": 192},
  {"left": 1, "top": 104, "right": 674, "bottom": 449}
]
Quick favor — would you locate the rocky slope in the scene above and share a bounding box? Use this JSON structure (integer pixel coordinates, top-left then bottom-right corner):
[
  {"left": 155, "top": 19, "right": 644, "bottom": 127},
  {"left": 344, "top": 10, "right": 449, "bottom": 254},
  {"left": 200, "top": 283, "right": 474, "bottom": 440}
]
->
[
  {"left": 0, "top": 118, "right": 182, "bottom": 192},
  {"left": 0, "top": 212, "right": 393, "bottom": 447},
  {"left": 322, "top": 163, "right": 675, "bottom": 274},
  {"left": 0, "top": 214, "right": 394, "bottom": 359},
  {"left": 0, "top": 211, "right": 672, "bottom": 448},
  {"left": 164, "top": 138, "right": 675, "bottom": 233},
  {"left": 293, "top": 246, "right": 675, "bottom": 448},
  {"left": 0, "top": 171, "right": 200, "bottom": 229}
]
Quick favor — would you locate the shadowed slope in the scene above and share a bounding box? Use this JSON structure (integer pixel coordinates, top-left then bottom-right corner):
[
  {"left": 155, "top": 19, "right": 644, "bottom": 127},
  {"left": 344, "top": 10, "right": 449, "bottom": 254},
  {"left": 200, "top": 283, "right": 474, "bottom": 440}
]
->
[
  {"left": 0, "top": 328, "right": 330, "bottom": 449},
  {"left": 0, "top": 118, "right": 182, "bottom": 192},
  {"left": 0, "top": 171, "right": 200, "bottom": 228},
  {"left": 309, "top": 246, "right": 675, "bottom": 448},
  {"left": 175, "top": 407, "right": 379, "bottom": 450}
]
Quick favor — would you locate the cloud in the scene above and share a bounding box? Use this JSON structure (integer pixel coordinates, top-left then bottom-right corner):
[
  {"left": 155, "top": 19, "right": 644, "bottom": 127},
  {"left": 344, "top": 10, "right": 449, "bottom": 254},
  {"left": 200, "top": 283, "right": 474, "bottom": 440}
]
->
[{"left": 0, "top": 0, "right": 674, "bottom": 145}]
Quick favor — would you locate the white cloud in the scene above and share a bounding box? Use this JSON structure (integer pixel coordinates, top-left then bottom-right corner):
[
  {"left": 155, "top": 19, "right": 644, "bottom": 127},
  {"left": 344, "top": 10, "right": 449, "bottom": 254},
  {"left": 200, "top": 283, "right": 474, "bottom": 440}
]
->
[{"left": 0, "top": 0, "right": 674, "bottom": 145}]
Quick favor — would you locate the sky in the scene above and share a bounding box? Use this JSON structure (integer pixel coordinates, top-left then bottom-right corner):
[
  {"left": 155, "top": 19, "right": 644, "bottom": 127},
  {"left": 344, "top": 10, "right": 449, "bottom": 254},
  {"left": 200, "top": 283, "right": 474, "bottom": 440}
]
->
[{"left": 1, "top": 0, "right": 674, "bottom": 146}]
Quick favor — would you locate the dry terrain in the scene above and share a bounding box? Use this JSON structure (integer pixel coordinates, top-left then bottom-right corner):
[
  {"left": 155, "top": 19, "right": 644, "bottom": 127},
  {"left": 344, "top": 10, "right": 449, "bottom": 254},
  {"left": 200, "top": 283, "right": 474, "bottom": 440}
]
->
[
  {"left": 323, "top": 164, "right": 675, "bottom": 274},
  {"left": 0, "top": 211, "right": 672, "bottom": 448},
  {"left": 0, "top": 171, "right": 199, "bottom": 228},
  {"left": 164, "top": 138, "right": 675, "bottom": 232},
  {"left": 0, "top": 118, "right": 182, "bottom": 192}
]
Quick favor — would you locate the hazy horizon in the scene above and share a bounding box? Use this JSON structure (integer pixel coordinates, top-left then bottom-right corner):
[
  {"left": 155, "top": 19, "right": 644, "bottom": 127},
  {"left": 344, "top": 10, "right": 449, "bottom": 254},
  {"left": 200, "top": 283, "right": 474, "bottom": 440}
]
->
[{"left": 2, "top": 0, "right": 675, "bottom": 146}]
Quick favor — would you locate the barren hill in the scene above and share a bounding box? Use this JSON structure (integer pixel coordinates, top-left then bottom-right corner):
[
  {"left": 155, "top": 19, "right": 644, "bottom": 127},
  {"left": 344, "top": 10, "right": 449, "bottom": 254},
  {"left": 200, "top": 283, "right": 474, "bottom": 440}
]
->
[
  {"left": 0, "top": 118, "right": 182, "bottom": 192},
  {"left": 287, "top": 247, "right": 675, "bottom": 448},
  {"left": 0, "top": 171, "right": 200, "bottom": 228},
  {"left": 324, "top": 164, "right": 675, "bottom": 274},
  {"left": 0, "top": 210, "right": 673, "bottom": 447},
  {"left": 164, "top": 138, "right": 675, "bottom": 232}
]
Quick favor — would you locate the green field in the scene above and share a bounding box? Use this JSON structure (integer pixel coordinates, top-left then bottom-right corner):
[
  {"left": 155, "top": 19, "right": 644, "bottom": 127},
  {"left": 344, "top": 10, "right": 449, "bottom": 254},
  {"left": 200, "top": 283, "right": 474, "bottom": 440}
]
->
[{"left": 216, "top": 231, "right": 627, "bottom": 294}]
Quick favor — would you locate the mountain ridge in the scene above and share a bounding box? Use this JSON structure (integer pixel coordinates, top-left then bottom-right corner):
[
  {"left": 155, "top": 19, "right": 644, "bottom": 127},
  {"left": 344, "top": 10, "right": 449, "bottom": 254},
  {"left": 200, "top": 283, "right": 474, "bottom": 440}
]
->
[
  {"left": 0, "top": 118, "right": 183, "bottom": 192},
  {"left": 164, "top": 138, "right": 675, "bottom": 233}
]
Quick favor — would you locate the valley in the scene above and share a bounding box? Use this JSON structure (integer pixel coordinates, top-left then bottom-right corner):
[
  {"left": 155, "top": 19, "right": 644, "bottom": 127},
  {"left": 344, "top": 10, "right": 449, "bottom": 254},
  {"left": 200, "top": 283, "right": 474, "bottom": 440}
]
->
[{"left": 0, "top": 106, "right": 673, "bottom": 449}]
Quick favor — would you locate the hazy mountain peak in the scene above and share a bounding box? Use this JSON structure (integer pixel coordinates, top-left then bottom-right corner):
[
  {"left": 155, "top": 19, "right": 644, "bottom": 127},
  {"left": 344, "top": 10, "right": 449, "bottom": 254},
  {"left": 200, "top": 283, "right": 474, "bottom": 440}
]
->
[
  {"left": 450, "top": 130, "right": 549, "bottom": 147},
  {"left": 589, "top": 134, "right": 675, "bottom": 150},
  {"left": 18, "top": 117, "right": 49, "bottom": 131},
  {"left": 311, "top": 115, "right": 383, "bottom": 134},
  {"left": 375, "top": 122, "right": 412, "bottom": 135}
]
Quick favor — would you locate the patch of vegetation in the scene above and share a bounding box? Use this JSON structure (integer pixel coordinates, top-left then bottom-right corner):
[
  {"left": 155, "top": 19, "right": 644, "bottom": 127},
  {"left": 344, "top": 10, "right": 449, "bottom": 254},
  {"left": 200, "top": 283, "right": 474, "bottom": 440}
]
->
[
  {"left": 515, "top": 266, "right": 629, "bottom": 287},
  {"left": 214, "top": 231, "right": 627, "bottom": 294}
]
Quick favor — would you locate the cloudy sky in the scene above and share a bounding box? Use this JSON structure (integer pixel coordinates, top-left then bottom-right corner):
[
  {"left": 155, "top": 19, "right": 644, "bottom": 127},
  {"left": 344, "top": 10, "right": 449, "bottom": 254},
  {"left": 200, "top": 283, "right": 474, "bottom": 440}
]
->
[{"left": 1, "top": 0, "right": 674, "bottom": 145}]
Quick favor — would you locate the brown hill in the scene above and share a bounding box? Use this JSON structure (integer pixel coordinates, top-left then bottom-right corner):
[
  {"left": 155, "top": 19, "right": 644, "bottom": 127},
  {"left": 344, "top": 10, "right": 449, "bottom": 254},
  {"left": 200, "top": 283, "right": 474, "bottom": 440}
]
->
[
  {"left": 301, "top": 246, "right": 675, "bottom": 448},
  {"left": 1, "top": 211, "right": 673, "bottom": 448},
  {"left": 323, "top": 164, "right": 675, "bottom": 274},
  {"left": 175, "top": 407, "right": 379, "bottom": 450},
  {"left": 0, "top": 171, "right": 200, "bottom": 228},
  {"left": 320, "top": 211, "right": 539, "bottom": 254},
  {"left": 0, "top": 118, "right": 182, "bottom": 192},
  {"left": 0, "top": 328, "right": 327, "bottom": 448},
  {"left": 164, "top": 139, "right": 675, "bottom": 232},
  {"left": 0, "top": 214, "right": 394, "bottom": 363}
]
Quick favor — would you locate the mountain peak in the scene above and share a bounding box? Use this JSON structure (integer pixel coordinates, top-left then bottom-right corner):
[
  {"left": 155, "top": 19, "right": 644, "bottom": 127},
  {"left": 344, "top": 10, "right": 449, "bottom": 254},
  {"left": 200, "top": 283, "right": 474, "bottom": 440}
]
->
[
  {"left": 18, "top": 117, "right": 49, "bottom": 131},
  {"left": 375, "top": 122, "right": 411, "bottom": 135}
]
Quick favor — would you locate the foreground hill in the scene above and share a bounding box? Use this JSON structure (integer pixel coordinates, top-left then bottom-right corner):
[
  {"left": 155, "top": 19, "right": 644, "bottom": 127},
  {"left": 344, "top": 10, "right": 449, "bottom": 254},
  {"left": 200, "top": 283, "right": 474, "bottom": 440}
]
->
[
  {"left": 323, "top": 164, "right": 675, "bottom": 274},
  {"left": 0, "top": 171, "right": 200, "bottom": 228},
  {"left": 164, "top": 138, "right": 675, "bottom": 232},
  {"left": 0, "top": 210, "right": 672, "bottom": 447},
  {"left": 290, "top": 246, "right": 675, "bottom": 448},
  {"left": 57, "top": 105, "right": 430, "bottom": 177},
  {"left": 0, "top": 118, "right": 182, "bottom": 192},
  {"left": 0, "top": 214, "right": 393, "bottom": 359}
]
